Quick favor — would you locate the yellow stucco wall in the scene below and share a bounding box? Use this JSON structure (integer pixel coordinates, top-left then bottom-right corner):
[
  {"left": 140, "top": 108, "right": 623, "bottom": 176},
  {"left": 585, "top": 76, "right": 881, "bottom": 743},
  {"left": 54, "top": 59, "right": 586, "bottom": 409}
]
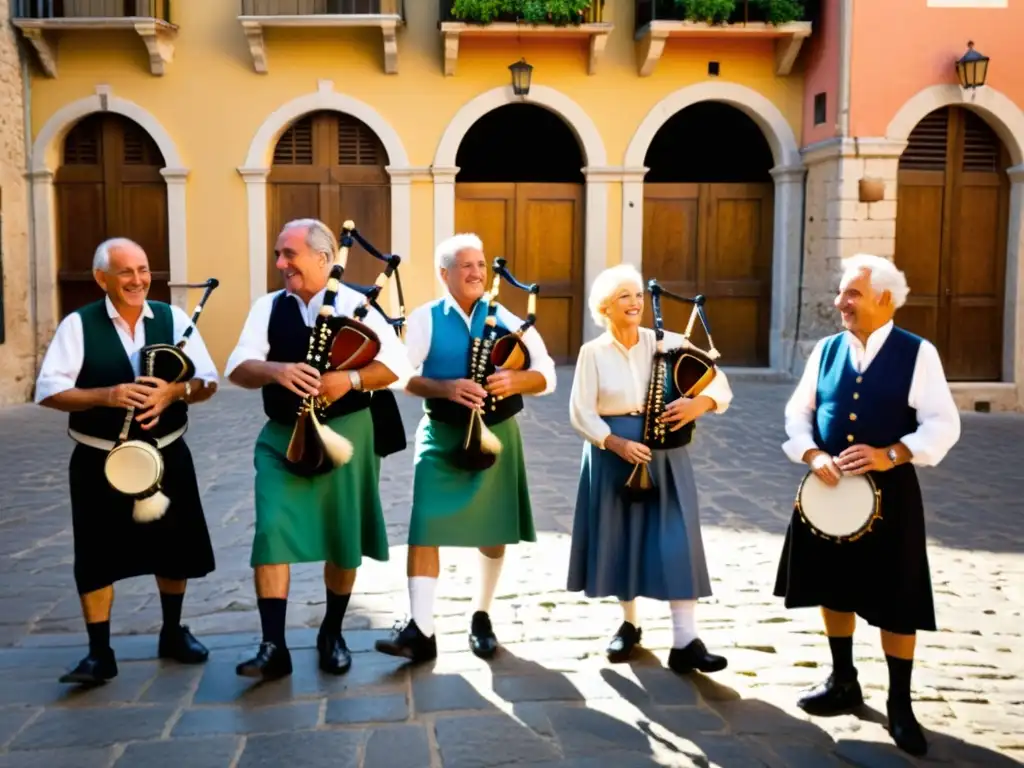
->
[{"left": 26, "top": 0, "right": 805, "bottom": 369}]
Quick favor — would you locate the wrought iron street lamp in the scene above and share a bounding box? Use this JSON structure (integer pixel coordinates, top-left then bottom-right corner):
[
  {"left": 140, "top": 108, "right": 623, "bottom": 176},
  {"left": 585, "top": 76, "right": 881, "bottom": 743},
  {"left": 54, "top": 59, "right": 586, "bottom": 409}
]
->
[
  {"left": 509, "top": 59, "right": 533, "bottom": 97},
  {"left": 955, "top": 41, "right": 989, "bottom": 89}
]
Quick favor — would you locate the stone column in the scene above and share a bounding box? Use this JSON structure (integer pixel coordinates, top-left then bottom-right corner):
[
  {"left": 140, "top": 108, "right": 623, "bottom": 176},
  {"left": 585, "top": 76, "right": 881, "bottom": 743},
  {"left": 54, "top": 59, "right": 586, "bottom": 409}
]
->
[
  {"left": 1006, "top": 164, "right": 1024, "bottom": 406},
  {"left": 28, "top": 169, "right": 59, "bottom": 356},
  {"left": 237, "top": 167, "right": 270, "bottom": 304},
  {"left": 160, "top": 167, "right": 189, "bottom": 310},
  {"left": 769, "top": 164, "right": 807, "bottom": 373}
]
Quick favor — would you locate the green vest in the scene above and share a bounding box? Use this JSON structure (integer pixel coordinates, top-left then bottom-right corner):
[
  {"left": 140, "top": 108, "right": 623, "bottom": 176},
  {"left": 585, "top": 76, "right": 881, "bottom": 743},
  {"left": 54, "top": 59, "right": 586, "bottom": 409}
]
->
[{"left": 68, "top": 300, "right": 189, "bottom": 441}]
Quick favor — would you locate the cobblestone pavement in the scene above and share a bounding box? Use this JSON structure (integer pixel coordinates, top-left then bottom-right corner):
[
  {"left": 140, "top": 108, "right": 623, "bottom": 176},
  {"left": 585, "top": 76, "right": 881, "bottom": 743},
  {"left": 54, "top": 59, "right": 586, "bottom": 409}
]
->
[{"left": 0, "top": 371, "right": 1022, "bottom": 767}]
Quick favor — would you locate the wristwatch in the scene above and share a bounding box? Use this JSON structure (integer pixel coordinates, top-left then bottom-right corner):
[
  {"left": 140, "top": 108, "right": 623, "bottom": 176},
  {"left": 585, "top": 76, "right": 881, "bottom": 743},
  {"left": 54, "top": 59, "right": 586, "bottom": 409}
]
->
[
  {"left": 886, "top": 447, "right": 897, "bottom": 466},
  {"left": 347, "top": 370, "right": 363, "bottom": 391},
  {"left": 184, "top": 381, "right": 192, "bottom": 403}
]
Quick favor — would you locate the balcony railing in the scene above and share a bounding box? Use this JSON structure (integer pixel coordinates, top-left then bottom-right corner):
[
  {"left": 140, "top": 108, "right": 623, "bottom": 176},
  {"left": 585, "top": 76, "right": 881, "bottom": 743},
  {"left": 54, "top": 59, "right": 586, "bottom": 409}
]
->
[
  {"left": 240, "top": 0, "right": 402, "bottom": 17},
  {"left": 636, "top": 0, "right": 814, "bottom": 29},
  {"left": 12, "top": 0, "right": 171, "bottom": 22},
  {"left": 439, "top": 0, "right": 604, "bottom": 25}
]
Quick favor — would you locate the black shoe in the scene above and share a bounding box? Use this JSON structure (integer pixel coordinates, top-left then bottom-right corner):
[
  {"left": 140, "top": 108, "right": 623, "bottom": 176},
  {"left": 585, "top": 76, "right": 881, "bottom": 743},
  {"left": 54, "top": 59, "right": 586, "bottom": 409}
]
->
[
  {"left": 797, "top": 672, "right": 864, "bottom": 716},
  {"left": 469, "top": 611, "right": 498, "bottom": 659},
  {"left": 668, "top": 638, "right": 728, "bottom": 674},
  {"left": 58, "top": 649, "right": 118, "bottom": 685},
  {"left": 235, "top": 641, "right": 293, "bottom": 680},
  {"left": 374, "top": 619, "right": 438, "bottom": 663},
  {"left": 607, "top": 621, "right": 642, "bottom": 663},
  {"left": 158, "top": 625, "right": 209, "bottom": 664},
  {"left": 887, "top": 699, "right": 928, "bottom": 757},
  {"left": 317, "top": 630, "right": 352, "bottom": 675}
]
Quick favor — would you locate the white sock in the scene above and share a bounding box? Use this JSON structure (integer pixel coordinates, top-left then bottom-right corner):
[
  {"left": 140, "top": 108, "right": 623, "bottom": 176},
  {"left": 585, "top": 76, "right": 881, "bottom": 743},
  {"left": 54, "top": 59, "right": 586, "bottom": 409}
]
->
[
  {"left": 670, "top": 600, "right": 698, "bottom": 648},
  {"left": 409, "top": 576, "right": 437, "bottom": 637},
  {"left": 621, "top": 600, "right": 638, "bottom": 627},
  {"left": 476, "top": 552, "right": 504, "bottom": 614}
]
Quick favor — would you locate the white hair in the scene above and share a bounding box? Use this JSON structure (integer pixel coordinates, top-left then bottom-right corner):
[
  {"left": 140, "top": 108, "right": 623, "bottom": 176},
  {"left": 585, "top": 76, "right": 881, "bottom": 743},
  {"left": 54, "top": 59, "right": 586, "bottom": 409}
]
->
[
  {"left": 92, "top": 237, "right": 142, "bottom": 272},
  {"left": 588, "top": 264, "right": 644, "bottom": 328},
  {"left": 841, "top": 253, "right": 910, "bottom": 309},
  {"left": 281, "top": 218, "right": 337, "bottom": 260},
  {"left": 435, "top": 233, "right": 484, "bottom": 279}
]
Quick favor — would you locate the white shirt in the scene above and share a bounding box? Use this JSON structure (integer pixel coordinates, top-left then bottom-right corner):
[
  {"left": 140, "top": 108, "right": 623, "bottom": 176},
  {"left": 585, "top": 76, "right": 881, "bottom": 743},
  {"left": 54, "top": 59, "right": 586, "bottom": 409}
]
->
[
  {"left": 403, "top": 293, "right": 557, "bottom": 395},
  {"left": 224, "top": 286, "right": 411, "bottom": 382},
  {"left": 782, "top": 321, "right": 962, "bottom": 467},
  {"left": 569, "top": 327, "right": 734, "bottom": 449},
  {"left": 34, "top": 296, "right": 219, "bottom": 403}
]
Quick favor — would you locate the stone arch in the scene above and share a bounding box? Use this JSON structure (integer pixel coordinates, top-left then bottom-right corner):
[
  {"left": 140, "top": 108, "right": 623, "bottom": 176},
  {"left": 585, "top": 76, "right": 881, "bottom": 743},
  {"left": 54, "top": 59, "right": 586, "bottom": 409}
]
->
[
  {"left": 239, "top": 80, "right": 413, "bottom": 303},
  {"left": 29, "top": 89, "right": 189, "bottom": 348},
  {"left": 622, "top": 82, "right": 805, "bottom": 370}
]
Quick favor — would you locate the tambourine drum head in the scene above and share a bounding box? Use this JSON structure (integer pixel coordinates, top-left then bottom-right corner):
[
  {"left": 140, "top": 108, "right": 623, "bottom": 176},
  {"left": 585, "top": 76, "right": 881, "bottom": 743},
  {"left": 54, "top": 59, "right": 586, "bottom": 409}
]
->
[
  {"left": 143, "top": 344, "right": 197, "bottom": 384},
  {"left": 105, "top": 442, "right": 163, "bottom": 496},
  {"left": 673, "top": 351, "right": 716, "bottom": 397},
  {"left": 329, "top": 323, "right": 381, "bottom": 371},
  {"left": 491, "top": 336, "right": 530, "bottom": 371},
  {"left": 799, "top": 473, "right": 876, "bottom": 537}
]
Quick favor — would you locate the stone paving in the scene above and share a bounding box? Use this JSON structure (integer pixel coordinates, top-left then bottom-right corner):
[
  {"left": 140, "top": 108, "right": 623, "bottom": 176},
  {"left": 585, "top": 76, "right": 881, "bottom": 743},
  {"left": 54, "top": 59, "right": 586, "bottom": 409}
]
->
[{"left": 0, "top": 371, "right": 1022, "bottom": 767}]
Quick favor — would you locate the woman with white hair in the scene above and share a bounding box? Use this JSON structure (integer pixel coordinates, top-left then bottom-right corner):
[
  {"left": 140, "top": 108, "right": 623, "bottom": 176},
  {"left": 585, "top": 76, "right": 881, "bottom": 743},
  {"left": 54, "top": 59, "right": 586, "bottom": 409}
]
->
[{"left": 566, "top": 263, "right": 734, "bottom": 673}]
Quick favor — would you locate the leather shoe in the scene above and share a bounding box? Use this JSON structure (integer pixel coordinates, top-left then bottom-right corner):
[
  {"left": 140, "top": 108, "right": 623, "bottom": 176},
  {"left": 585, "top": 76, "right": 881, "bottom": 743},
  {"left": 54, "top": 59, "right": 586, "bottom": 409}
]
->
[
  {"left": 607, "top": 621, "right": 642, "bottom": 663},
  {"left": 375, "top": 619, "right": 437, "bottom": 663},
  {"left": 668, "top": 639, "right": 728, "bottom": 674},
  {"left": 317, "top": 631, "right": 352, "bottom": 675},
  {"left": 236, "top": 641, "right": 293, "bottom": 680},
  {"left": 797, "top": 672, "right": 864, "bottom": 716},
  {"left": 469, "top": 611, "right": 498, "bottom": 659},
  {"left": 58, "top": 650, "right": 117, "bottom": 685},
  {"left": 158, "top": 625, "right": 209, "bottom": 664},
  {"left": 887, "top": 699, "right": 928, "bottom": 757}
]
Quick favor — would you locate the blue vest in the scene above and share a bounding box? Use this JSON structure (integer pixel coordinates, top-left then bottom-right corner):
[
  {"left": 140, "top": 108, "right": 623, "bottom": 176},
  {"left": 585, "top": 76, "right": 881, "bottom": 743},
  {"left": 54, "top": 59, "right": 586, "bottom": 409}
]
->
[
  {"left": 422, "top": 298, "right": 524, "bottom": 426},
  {"left": 813, "top": 326, "right": 921, "bottom": 457}
]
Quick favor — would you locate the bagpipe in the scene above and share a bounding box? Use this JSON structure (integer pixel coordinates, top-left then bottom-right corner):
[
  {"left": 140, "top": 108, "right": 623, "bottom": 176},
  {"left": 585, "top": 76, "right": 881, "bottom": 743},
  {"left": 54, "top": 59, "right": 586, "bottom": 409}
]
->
[
  {"left": 450, "top": 257, "right": 539, "bottom": 472},
  {"left": 103, "top": 278, "right": 220, "bottom": 522},
  {"left": 284, "top": 220, "right": 404, "bottom": 476},
  {"left": 622, "top": 279, "right": 721, "bottom": 501}
]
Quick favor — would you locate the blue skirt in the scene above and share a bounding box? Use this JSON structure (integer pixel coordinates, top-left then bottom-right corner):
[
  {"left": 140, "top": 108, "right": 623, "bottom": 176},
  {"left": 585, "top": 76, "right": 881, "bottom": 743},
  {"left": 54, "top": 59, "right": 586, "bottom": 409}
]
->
[{"left": 566, "top": 415, "right": 712, "bottom": 602}]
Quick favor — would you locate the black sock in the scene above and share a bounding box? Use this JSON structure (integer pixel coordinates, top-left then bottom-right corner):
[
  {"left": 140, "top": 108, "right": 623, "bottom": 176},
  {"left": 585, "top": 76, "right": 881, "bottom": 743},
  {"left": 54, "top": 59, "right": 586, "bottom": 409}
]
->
[
  {"left": 160, "top": 592, "right": 184, "bottom": 631},
  {"left": 258, "top": 598, "right": 288, "bottom": 648},
  {"left": 886, "top": 655, "right": 914, "bottom": 705},
  {"left": 321, "top": 589, "right": 351, "bottom": 637},
  {"left": 828, "top": 636, "right": 856, "bottom": 679},
  {"left": 86, "top": 621, "right": 111, "bottom": 655}
]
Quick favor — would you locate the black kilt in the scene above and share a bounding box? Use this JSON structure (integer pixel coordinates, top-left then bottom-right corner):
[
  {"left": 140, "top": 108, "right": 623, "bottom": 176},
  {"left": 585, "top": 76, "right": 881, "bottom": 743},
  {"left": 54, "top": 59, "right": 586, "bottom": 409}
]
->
[
  {"left": 773, "top": 463, "right": 936, "bottom": 634},
  {"left": 69, "top": 438, "right": 216, "bottom": 595}
]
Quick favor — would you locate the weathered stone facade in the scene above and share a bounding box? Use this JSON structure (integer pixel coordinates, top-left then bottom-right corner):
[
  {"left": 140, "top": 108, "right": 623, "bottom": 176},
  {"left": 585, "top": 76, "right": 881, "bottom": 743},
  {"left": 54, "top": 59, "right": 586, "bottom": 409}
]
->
[{"left": 0, "top": 0, "right": 33, "bottom": 406}]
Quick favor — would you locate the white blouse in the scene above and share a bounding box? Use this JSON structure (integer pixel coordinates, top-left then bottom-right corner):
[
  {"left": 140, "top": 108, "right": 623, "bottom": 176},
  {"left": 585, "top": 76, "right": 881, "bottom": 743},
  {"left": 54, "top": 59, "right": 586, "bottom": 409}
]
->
[{"left": 569, "top": 327, "right": 734, "bottom": 449}]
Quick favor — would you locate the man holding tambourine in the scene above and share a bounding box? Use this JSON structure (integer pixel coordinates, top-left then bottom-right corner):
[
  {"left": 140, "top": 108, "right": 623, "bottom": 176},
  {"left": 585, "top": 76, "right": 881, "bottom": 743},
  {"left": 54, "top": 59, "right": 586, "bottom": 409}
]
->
[
  {"left": 774, "top": 253, "right": 961, "bottom": 757},
  {"left": 34, "top": 238, "right": 219, "bottom": 685}
]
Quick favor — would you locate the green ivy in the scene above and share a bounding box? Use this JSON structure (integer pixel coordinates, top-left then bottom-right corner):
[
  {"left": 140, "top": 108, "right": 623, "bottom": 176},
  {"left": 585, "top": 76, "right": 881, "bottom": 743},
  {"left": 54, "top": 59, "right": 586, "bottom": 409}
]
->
[
  {"left": 673, "top": 0, "right": 736, "bottom": 24},
  {"left": 671, "top": 0, "right": 805, "bottom": 24},
  {"left": 749, "top": 0, "right": 805, "bottom": 24},
  {"left": 451, "top": 0, "right": 593, "bottom": 24}
]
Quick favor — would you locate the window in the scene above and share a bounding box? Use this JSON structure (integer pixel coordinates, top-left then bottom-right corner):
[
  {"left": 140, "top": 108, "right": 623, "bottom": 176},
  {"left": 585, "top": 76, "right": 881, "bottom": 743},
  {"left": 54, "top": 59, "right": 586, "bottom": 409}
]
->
[
  {"left": 814, "top": 93, "right": 827, "bottom": 126},
  {"left": 927, "top": 0, "right": 1006, "bottom": 7}
]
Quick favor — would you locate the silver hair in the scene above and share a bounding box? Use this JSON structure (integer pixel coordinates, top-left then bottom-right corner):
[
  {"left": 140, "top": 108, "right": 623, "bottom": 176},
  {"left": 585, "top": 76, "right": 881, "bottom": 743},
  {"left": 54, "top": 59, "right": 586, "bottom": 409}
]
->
[
  {"left": 435, "top": 233, "right": 484, "bottom": 278},
  {"left": 281, "top": 218, "right": 337, "bottom": 260},
  {"left": 841, "top": 253, "right": 910, "bottom": 309},
  {"left": 588, "top": 264, "right": 644, "bottom": 328},
  {"left": 92, "top": 237, "right": 142, "bottom": 272}
]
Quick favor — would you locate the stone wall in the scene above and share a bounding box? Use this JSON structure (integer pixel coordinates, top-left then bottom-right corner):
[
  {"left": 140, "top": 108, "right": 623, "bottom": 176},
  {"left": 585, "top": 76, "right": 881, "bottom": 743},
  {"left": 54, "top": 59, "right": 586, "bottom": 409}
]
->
[{"left": 0, "top": 0, "right": 34, "bottom": 406}]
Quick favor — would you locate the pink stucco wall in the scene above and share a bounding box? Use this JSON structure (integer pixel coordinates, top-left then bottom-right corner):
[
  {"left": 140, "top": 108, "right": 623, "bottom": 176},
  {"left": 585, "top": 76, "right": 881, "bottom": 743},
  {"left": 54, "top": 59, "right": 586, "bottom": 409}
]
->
[
  {"left": 800, "top": 0, "right": 840, "bottom": 147},
  {"left": 849, "top": 0, "right": 1023, "bottom": 138}
]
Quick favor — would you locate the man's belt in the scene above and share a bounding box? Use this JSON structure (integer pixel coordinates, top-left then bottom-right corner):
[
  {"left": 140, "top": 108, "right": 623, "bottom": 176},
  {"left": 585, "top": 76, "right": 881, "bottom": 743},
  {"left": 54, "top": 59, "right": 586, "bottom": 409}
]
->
[{"left": 68, "top": 425, "right": 187, "bottom": 452}]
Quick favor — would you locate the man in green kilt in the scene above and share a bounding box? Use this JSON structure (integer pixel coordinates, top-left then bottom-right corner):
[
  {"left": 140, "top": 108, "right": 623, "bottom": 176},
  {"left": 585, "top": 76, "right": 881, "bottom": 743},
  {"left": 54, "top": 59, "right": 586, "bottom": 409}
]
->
[
  {"left": 226, "top": 219, "right": 409, "bottom": 680},
  {"left": 375, "top": 233, "right": 556, "bottom": 662},
  {"left": 35, "top": 238, "right": 219, "bottom": 684}
]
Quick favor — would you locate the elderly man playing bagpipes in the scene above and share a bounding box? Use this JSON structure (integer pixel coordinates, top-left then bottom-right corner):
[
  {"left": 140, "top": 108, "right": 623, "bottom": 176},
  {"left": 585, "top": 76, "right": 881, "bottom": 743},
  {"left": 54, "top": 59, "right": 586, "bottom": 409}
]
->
[
  {"left": 775, "top": 254, "right": 961, "bottom": 757},
  {"left": 374, "top": 233, "right": 556, "bottom": 663},
  {"left": 226, "top": 218, "right": 409, "bottom": 680},
  {"left": 34, "top": 237, "right": 220, "bottom": 685}
]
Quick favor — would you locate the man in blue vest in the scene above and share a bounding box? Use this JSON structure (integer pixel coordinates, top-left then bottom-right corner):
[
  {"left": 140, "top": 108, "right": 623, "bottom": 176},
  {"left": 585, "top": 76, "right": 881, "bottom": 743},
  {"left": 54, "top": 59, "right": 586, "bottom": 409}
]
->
[
  {"left": 374, "top": 233, "right": 556, "bottom": 662},
  {"left": 774, "top": 253, "right": 962, "bottom": 757},
  {"left": 35, "top": 238, "right": 219, "bottom": 685}
]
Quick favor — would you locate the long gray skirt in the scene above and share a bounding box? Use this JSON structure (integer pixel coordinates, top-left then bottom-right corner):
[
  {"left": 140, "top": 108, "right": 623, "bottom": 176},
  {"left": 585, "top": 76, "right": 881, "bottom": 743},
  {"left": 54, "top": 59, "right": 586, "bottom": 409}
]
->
[{"left": 566, "top": 415, "right": 711, "bottom": 602}]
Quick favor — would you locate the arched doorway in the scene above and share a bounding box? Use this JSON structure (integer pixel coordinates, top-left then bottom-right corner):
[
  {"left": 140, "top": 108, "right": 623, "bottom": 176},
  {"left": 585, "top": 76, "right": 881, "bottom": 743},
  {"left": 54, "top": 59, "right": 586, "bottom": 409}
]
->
[
  {"left": 454, "top": 103, "right": 585, "bottom": 364},
  {"left": 268, "top": 110, "right": 390, "bottom": 292},
  {"left": 894, "top": 106, "right": 1010, "bottom": 381},
  {"left": 55, "top": 112, "right": 170, "bottom": 316},
  {"left": 642, "top": 101, "right": 775, "bottom": 367}
]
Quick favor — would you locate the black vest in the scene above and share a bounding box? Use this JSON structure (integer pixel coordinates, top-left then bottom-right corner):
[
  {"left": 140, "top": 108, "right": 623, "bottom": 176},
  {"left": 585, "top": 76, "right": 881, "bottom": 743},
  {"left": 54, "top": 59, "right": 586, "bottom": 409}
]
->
[{"left": 261, "top": 292, "right": 371, "bottom": 425}]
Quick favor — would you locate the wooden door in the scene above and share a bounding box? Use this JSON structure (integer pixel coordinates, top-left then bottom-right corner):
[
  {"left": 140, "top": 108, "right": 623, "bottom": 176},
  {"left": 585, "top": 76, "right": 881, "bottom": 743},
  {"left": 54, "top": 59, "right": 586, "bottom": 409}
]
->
[
  {"left": 54, "top": 113, "right": 169, "bottom": 317},
  {"left": 894, "top": 107, "right": 1009, "bottom": 381},
  {"left": 455, "top": 182, "right": 584, "bottom": 364},
  {"left": 642, "top": 182, "right": 773, "bottom": 366},
  {"left": 268, "top": 111, "right": 390, "bottom": 294}
]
